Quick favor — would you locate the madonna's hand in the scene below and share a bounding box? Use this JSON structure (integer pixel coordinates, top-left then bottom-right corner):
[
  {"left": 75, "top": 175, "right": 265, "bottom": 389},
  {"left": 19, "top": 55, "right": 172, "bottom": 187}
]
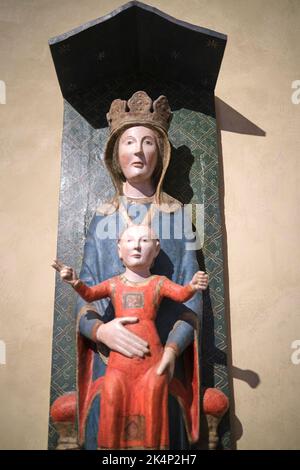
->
[
  {"left": 156, "top": 346, "right": 176, "bottom": 382},
  {"left": 96, "top": 317, "right": 150, "bottom": 358}
]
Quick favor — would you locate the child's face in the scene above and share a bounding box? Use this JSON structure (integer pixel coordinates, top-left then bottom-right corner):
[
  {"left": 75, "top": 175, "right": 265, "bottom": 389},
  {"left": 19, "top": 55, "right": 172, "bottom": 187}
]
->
[{"left": 118, "top": 225, "right": 160, "bottom": 270}]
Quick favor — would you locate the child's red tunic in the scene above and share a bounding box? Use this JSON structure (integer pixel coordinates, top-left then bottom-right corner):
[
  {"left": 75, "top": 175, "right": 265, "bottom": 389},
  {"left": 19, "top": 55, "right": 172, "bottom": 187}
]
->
[{"left": 74, "top": 274, "right": 195, "bottom": 449}]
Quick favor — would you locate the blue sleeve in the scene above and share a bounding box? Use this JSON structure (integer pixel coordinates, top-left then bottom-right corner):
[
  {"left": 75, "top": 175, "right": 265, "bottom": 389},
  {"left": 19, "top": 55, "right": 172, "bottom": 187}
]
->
[
  {"left": 165, "top": 208, "right": 202, "bottom": 355},
  {"left": 76, "top": 213, "right": 115, "bottom": 341}
]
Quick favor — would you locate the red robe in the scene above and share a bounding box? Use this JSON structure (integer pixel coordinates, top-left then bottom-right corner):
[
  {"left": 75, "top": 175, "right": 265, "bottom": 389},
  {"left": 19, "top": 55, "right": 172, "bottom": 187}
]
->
[{"left": 74, "top": 274, "right": 195, "bottom": 449}]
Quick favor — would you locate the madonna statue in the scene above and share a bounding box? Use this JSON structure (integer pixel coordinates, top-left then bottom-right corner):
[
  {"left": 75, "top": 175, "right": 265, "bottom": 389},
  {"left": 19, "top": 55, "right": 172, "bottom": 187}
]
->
[{"left": 50, "top": 91, "right": 229, "bottom": 450}]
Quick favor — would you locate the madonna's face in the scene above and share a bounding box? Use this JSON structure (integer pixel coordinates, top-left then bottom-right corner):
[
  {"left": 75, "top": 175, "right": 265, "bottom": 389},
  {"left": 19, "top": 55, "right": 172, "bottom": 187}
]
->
[{"left": 118, "top": 126, "right": 158, "bottom": 184}]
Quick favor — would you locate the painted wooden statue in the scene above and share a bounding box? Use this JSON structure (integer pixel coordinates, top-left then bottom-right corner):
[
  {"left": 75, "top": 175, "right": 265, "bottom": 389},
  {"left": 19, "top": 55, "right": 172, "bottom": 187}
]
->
[{"left": 50, "top": 91, "right": 229, "bottom": 450}]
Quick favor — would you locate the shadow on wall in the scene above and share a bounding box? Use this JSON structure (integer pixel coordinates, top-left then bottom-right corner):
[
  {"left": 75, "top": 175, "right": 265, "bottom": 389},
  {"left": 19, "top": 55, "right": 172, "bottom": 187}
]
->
[
  {"left": 164, "top": 97, "right": 265, "bottom": 449},
  {"left": 215, "top": 98, "right": 266, "bottom": 136},
  {"left": 215, "top": 96, "right": 265, "bottom": 448}
]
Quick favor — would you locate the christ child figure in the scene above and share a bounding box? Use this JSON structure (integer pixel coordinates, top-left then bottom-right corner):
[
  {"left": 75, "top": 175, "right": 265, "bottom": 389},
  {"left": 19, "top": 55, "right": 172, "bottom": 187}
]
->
[{"left": 52, "top": 224, "right": 208, "bottom": 450}]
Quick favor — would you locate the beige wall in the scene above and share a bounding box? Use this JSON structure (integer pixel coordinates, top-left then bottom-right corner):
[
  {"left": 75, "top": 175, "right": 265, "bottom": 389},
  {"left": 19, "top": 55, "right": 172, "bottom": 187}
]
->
[{"left": 0, "top": 0, "right": 299, "bottom": 450}]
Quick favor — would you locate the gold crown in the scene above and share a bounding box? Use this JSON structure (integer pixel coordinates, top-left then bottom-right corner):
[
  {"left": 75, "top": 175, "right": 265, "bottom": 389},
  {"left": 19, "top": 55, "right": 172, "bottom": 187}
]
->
[{"left": 106, "top": 90, "right": 173, "bottom": 135}]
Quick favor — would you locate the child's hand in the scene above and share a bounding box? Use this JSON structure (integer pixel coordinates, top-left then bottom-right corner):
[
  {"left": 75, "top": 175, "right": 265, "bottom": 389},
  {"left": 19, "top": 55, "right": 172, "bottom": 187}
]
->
[
  {"left": 190, "top": 271, "right": 209, "bottom": 291},
  {"left": 52, "top": 259, "right": 78, "bottom": 286},
  {"left": 156, "top": 347, "right": 176, "bottom": 382}
]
